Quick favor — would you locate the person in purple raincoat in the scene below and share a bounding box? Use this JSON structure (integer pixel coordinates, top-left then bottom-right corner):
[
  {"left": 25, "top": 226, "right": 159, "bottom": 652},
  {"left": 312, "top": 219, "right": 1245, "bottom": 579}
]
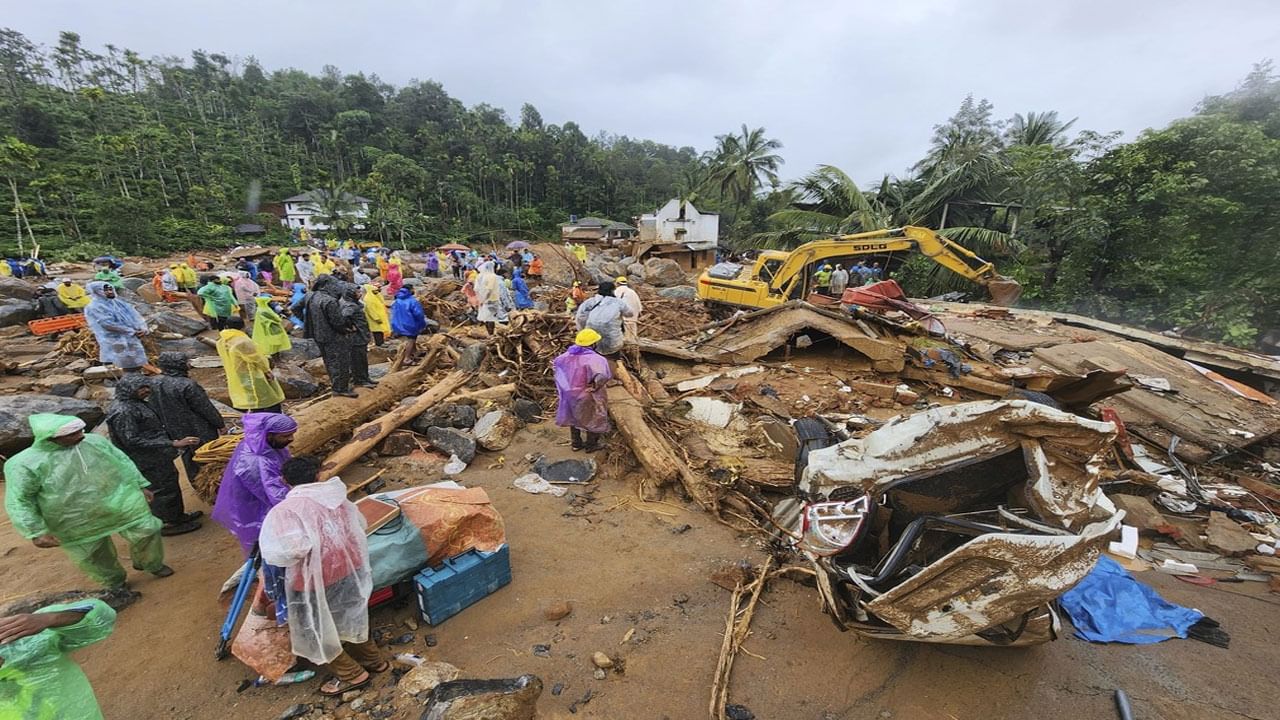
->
[
  {"left": 552, "top": 328, "right": 612, "bottom": 452},
  {"left": 211, "top": 413, "right": 298, "bottom": 557}
]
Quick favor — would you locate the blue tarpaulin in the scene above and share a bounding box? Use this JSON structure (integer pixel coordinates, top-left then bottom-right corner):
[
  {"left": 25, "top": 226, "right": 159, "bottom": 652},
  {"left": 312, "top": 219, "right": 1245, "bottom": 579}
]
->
[{"left": 1059, "top": 556, "right": 1203, "bottom": 644}]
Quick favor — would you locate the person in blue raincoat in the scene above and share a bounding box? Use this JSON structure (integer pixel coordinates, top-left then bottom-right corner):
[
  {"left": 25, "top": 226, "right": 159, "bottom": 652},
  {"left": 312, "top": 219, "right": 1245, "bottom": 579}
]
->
[
  {"left": 512, "top": 267, "right": 535, "bottom": 310},
  {"left": 390, "top": 287, "right": 428, "bottom": 364},
  {"left": 83, "top": 281, "right": 149, "bottom": 370}
]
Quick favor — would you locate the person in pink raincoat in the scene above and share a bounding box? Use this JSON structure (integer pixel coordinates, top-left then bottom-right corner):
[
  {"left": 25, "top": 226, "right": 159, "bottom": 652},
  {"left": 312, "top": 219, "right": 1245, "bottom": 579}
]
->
[{"left": 552, "top": 328, "right": 612, "bottom": 452}]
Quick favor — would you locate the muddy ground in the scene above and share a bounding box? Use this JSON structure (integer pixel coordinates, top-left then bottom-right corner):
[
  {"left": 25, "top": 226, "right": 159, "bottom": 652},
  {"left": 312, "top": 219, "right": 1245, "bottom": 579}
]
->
[{"left": 1, "top": 424, "right": 1276, "bottom": 720}]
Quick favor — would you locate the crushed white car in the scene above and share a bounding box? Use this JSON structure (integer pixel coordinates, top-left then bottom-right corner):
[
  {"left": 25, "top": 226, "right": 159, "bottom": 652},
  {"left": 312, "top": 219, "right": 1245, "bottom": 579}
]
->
[{"left": 786, "top": 400, "right": 1123, "bottom": 646}]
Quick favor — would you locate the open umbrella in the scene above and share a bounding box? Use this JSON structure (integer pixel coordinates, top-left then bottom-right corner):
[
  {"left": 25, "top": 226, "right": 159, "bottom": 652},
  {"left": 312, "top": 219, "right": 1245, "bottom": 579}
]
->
[
  {"left": 438, "top": 242, "right": 469, "bottom": 251},
  {"left": 505, "top": 240, "right": 530, "bottom": 250}
]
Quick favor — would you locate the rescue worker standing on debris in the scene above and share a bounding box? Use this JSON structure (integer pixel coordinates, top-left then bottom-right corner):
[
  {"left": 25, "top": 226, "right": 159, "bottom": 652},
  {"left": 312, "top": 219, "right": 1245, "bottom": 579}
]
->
[
  {"left": 574, "top": 281, "right": 634, "bottom": 356},
  {"left": 150, "top": 351, "right": 225, "bottom": 482},
  {"left": 106, "top": 375, "right": 203, "bottom": 536},
  {"left": 0, "top": 598, "right": 117, "bottom": 720},
  {"left": 474, "top": 261, "right": 506, "bottom": 334},
  {"left": 553, "top": 329, "right": 612, "bottom": 452},
  {"left": 211, "top": 413, "right": 298, "bottom": 560},
  {"left": 305, "top": 275, "right": 360, "bottom": 398},
  {"left": 362, "top": 283, "right": 390, "bottom": 345},
  {"left": 390, "top": 286, "right": 428, "bottom": 364},
  {"left": 4, "top": 414, "right": 174, "bottom": 589},
  {"left": 829, "top": 264, "right": 849, "bottom": 296},
  {"left": 197, "top": 276, "right": 235, "bottom": 330},
  {"left": 814, "top": 264, "right": 833, "bottom": 294},
  {"left": 343, "top": 284, "right": 377, "bottom": 389},
  {"left": 276, "top": 249, "right": 297, "bottom": 285},
  {"left": 260, "top": 455, "right": 387, "bottom": 697},
  {"left": 613, "top": 276, "right": 642, "bottom": 345},
  {"left": 83, "top": 281, "right": 149, "bottom": 372},
  {"left": 216, "top": 328, "right": 286, "bottom": 414},
  {"left": 252, "top": 295, "right": 293, "bottom": 357}
]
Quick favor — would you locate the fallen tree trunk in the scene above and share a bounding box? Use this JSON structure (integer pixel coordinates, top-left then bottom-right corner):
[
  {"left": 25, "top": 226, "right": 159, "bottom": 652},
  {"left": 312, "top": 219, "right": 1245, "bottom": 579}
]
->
[
  {"left": 606, "top": 385, "right": 680, "bottom": 501},
  {"left": 191, "top": 336, "right": 446, "bottom": 503},
  {"left": 318, "top": 370, "right": 472, "bottom": 478}
]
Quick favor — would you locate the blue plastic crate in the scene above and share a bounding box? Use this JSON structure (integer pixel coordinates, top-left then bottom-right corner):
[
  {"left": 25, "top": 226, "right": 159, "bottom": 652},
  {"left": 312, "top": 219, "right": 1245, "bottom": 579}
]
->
[{"left": 413, "top": 545, "right": 511, "bottom": 626}]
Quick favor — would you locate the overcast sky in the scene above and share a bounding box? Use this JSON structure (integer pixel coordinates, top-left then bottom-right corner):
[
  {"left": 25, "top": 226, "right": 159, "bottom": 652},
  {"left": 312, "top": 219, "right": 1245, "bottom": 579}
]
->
[{"left": 8, "top": 1, "right": 1280, "bottom": 182}]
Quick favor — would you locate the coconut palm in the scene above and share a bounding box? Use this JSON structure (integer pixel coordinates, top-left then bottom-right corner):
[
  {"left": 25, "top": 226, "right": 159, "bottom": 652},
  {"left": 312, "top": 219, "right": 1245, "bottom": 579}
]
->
[
  {"left": 709, "top": 125, "right": 783, "bottom": 214},
  {"left": 756, "top": 165, "right": 892, "bottom": 247},
  {"left": 1006, "top": 111, "right": 1078, "bottom": 147}
]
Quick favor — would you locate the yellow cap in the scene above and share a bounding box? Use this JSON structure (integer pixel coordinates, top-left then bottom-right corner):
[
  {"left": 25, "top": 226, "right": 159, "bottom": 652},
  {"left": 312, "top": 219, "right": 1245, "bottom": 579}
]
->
[
  {"left": 574, "top": 328, "right": 602, "bottom": 346},
  {"left": 615, "top": 276, "right": 628, "bottom": 284}
]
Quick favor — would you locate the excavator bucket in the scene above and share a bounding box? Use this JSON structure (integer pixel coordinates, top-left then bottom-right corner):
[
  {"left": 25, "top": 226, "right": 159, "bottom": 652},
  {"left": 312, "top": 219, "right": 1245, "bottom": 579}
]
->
[{"left": 986, "top": 276, "right": 1023, "bottom": 306}]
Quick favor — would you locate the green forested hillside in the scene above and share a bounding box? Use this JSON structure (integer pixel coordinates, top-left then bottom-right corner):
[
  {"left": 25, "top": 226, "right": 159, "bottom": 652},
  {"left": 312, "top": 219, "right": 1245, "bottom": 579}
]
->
[{"left": 2, "top": 28, "right": 1278, "bottom": 347}]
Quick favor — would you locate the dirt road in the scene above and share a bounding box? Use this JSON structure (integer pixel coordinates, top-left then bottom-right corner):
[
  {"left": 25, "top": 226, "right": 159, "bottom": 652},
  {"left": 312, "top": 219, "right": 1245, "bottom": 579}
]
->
[{"left": 1, "top": 423, "right": 1275, "bottom": 719}]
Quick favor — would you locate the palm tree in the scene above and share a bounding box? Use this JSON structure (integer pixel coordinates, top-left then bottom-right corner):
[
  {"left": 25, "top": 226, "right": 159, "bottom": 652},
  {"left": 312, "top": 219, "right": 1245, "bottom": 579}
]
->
[
  {"left": 1006, "top": 111, "right": 1077, "bottom": 147},
  {"left": 756, "top": 165, "right": 892, "bottom": 247},
  {"left": 709, "top": 125, "right": 783, "bottom": 214}
]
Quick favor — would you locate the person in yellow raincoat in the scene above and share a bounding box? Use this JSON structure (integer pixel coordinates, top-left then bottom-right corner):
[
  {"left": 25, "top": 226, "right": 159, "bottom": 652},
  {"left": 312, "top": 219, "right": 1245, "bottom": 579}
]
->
[
  {"left": 251, "top": 296, "right": 292, "bottom": 356},
  {"left": 572, "top": 243, "right": 588, "bottom": 263},
  {"left": 216, "top": 329, "right": 285, "bottom": 413},
  {"left": 275, "top": 249, "right": 297, "bottom": 284},
  {"left": 313, "top": 253, "right": 335, "bottom": 277},
  {"left": 175, "top": 262, "right": 197, "bottom": 291},
  {"left": 362, "top": 284, "right": 390, "bottom": 345},
  {"left": 375, "top": 253, "right": 389, "bottom": 280},
  {"left": 56, "top": 278, "right": 90, "bottom": 310}
]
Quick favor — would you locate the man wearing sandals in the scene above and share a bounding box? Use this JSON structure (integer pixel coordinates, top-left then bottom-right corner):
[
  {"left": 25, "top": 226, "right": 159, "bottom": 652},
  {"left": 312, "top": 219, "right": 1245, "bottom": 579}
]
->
[{"left": 259, "top": 456, "right": 388, "bottom": 696}]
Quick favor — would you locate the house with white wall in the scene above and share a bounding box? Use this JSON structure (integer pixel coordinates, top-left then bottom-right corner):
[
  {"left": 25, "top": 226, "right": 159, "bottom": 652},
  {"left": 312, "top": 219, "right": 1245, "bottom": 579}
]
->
[
  {"left": 281, "top": 190, "right": 371, "bottom": 231},
  {"left": 637, "top": 199, "right": 719, "bottom": 249}
]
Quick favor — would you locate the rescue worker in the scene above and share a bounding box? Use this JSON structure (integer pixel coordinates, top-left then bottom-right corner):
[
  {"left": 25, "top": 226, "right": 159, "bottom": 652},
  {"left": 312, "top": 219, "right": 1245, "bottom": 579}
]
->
[
  {"left": 613, "top": 276, "right": 642, "bottom": 345},
  {"left": 574, "top": 281, "right": 634, "bottom": 356},
  {"left": 362, "top": 283, "right": 390, "bottom": 345},
  {"left": 474, "top": 261, "right": 505, "bottom": 334},
  {"left": 572, "top": 243, "right": 588, "bottom": 263},
  {"left": 553, "top": 329, "right": 612, "bottom": 452},
  {"left": 159, "top": 264, "right": 181, "bottom": 300},
  {"left": 0, "top": 598, "right": 117, "bottom": 720},
  {"left": 829, "top": 263, "right": 850, "bottom": 296},
  {"left": 150, "top": 352, "right": 225, "bottom": 482},
  {"left": 83, "top": 281, "right": 149, "bottom": 371},
  {"left": 55, "top": 278, "right": 90, "bottom": 310},
  {"left": 196, "top": 276, "right": 235, "bottom": 330},
  {"left": 260, "top": 456, "right": 387, "bottom": 696},
  {"left": 92, "top": 265, "right": 122, "bottom": 288},
  {"left": 343, "top": 284, "right": 376, "bottom": 389},
  {"left": 305, "top": 275, "right": 359, "bottom": 398},
  {"left": 175, "top": 262, "right": 197, "bottom": 291},
  {"left": 3, "top": 414, "right": 173, "bottom": 588},
  {"left": 211, "top": 412, "right": 297, "bottom": 560},
  {"left": 390, "top": 286, "right": 428, "bottom": 364},
  {"left": 275, "top": 249, "right": 297, "bottom": 285},
  {"left": 216, "top": 329, "right": 286, "bottom": 414},
  {"left": 385, "top": 258, "right": 404, "bottom": 295},
  {"left": 512, "top": 267, "right": 535, "bottom": 310},
  {"left": 251, "top": 296, "right": 293, "bottom": 357},
  {"left": 424, "top": 251, "right": 440, "bottom": 278},
  {"left": 296, "top": 254, "right": 315, "bottom": 286},
  {"left": 232, "top": 271, "right": 261, "bottom": 324},
  {"left": 527, "top": 254, "right": 544, "bottom": 282},
  {"left": 814, "top": 264, "right": 833, "bottom": 293},
  {"left": 567, "top": 281, "right": 587, "bottom": 312},
  {"left": 105, "top": 375, "right": 202, "bottom": 535}
]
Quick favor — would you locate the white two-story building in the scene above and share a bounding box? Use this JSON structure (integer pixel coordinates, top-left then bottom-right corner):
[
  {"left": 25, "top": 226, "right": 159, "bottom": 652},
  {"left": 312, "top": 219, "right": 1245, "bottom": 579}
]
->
[{"left": 281, "top": 190, "right": 371, "bottom": 232}]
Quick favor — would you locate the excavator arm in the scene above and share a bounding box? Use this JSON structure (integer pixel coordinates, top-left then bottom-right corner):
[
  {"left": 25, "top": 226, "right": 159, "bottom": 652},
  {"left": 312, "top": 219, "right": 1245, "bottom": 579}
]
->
[{"left": 766, "top": 226, "right": 1022, "bottom": 306}]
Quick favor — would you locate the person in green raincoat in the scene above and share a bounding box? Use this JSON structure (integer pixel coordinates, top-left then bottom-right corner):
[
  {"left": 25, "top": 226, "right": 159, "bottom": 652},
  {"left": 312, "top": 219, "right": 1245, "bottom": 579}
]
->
[
  {"left": 92, "top": 267, "right": 122, "bottom": 288},
  {"left": 196, "top": 275, "right": 235, "bottom": 330},
  {"left": 3, "top": 414, "right": 172, "bottom": 589},
  {"left": 251, "top": 295, "right": 292, "bottom": 356},
  {"left": 275, "top": 248, "right": 297, "bottom": 284},
  {"left": 0, "top": 598, "right": 116, "bottom": 719}
]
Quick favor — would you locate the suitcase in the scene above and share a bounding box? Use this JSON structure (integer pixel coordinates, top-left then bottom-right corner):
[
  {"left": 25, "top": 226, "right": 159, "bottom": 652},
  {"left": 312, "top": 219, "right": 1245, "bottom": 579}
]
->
[{"left": 413, "top": 545, "right": 511, "bottom": 625}]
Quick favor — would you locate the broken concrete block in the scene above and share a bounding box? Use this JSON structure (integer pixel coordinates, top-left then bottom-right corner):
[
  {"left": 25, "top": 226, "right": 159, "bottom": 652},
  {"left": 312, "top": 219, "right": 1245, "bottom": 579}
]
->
[
  {"left": 1205, "top": 511, "right": 1257, "bottom": 556},
  {"left": 893, "top": 386, "right": 921, "bottom": 404},
  {"left": 422, "top": 675, "right": 542, "bottom": 720},
  {"left": 849, "top": 380, "right": 897, "bottom": 398},
  {"left": 379, "top": 430, "right": 417, "bottom": 457},
  {"left": 399, "top": 661, "right": 460, "bottom": 697},
  {"left": 426, "top": 426, "right": 476, "bottom": 463},
  {"left": 1109, "top": 494, "right": 1168, "bottom": 534},
  {"left": 473, "top": 410, "right": 517, "bottom": 451}
]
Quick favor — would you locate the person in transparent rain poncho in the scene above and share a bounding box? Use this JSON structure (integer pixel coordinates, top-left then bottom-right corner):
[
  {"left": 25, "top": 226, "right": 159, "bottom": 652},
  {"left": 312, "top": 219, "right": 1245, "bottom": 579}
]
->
[
  {"left": 260, "top": 456, "right": 387, "bottom": 697},
  {"left": 0, "top": 598, "right": 117, "bottom": 719},
  {"left": 3, "top": 414, "right": 172, "bottom": 590},
  {"left": 574, "top": 281, "right": 634, "bottom": 356},
  {"left": 83, "top": 281, "right": 149, "bottom": 371}
]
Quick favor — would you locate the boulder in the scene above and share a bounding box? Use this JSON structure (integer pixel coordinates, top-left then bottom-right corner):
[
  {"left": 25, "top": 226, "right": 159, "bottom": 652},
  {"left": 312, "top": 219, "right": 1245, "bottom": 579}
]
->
[
  {"left": 426, "top": 426, "right": 477, "bottom": 463},
  {"left": 0, "top": 394, "right": 107, "bottom": 455},
  {"left": 147, "top": 309, "right": 208, "bottom": 336},
  {"left": 512, "top": 398, "right": 543, "bottom": 423},
  {"left": 400, "top": 661, "right": 461, "bottom": 697},
  {"left": 532, "top": 456, "right": 596, "bottom": 483},
  {"left": 657, "top": 285, "right": 697, "bottom": 300},
  {"left": 412, "top": 404, "right": 478, "bottom": 433},
  {"left": 626, "top": 263, "right": 645, "bottom": 282},
  {"left": 272, "top": 362, "right": 320, "bottom": 399},
  {"left": 368, "top": 362, "right": 391, "bottom": 381},
  {"left": 458, "top": 344, "right": 487, "bottom": 371},
  {"left": 34, "top": 374, "right": 82, "bottom": 398},
  {"left": 423, "top": 675, "right": 542, "bottom": 720},
  {"left": 156, "top": 338, "right": 210, "bottom": 357},
  {"left": 473, "top": 410, "right": 517, "bottom": 451},
  {"left": 0, "top": 298, "right": 37, "bottom": 328},
  {"left": 277, "top": 337, "right": 322, "bottom": 363},
  {"left": 121, "top": 277, "right": 147, "bottom": 292},
  {"left": 378, "top": 430, "right": 417, "bottom": 457},
  {"left": 0, "top": 278, "right": 37, "bottom": 300},
  {"left": 643, "top": 257, "right": 687, "bottom": 287},
  {"left": 600, "top": 262, "right": 624, "bottom": 280}
]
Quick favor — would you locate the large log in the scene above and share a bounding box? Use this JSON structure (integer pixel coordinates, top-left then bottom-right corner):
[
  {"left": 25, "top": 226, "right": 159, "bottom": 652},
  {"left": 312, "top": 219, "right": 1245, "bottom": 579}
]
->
[
  {"left": 190, "top": 337, "right": 445, "bottom": 503},
  {"left": 318, "top": 370, "right": 471, "bottom": 478},
  {"left": 606, "top": 384, "right": 719, "bottom": 509}
]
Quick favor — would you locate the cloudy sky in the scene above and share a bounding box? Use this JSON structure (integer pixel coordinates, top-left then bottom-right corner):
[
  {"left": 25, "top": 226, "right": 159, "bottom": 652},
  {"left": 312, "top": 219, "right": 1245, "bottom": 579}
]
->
[{"left": 8, "top": 1, "right": 1280, "bottom": 182}]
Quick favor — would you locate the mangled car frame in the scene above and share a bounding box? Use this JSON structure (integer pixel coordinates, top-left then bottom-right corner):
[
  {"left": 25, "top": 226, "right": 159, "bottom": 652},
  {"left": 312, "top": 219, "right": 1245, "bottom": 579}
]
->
[{"left": 786, "top": 399, "right": 1122, "bottom": 646}]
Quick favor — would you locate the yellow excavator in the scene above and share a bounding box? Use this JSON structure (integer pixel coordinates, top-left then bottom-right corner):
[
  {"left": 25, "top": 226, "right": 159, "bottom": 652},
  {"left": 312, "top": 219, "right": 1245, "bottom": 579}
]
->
[{"left": 696, "top": 226, "right": 1022, "bottom": 309}]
